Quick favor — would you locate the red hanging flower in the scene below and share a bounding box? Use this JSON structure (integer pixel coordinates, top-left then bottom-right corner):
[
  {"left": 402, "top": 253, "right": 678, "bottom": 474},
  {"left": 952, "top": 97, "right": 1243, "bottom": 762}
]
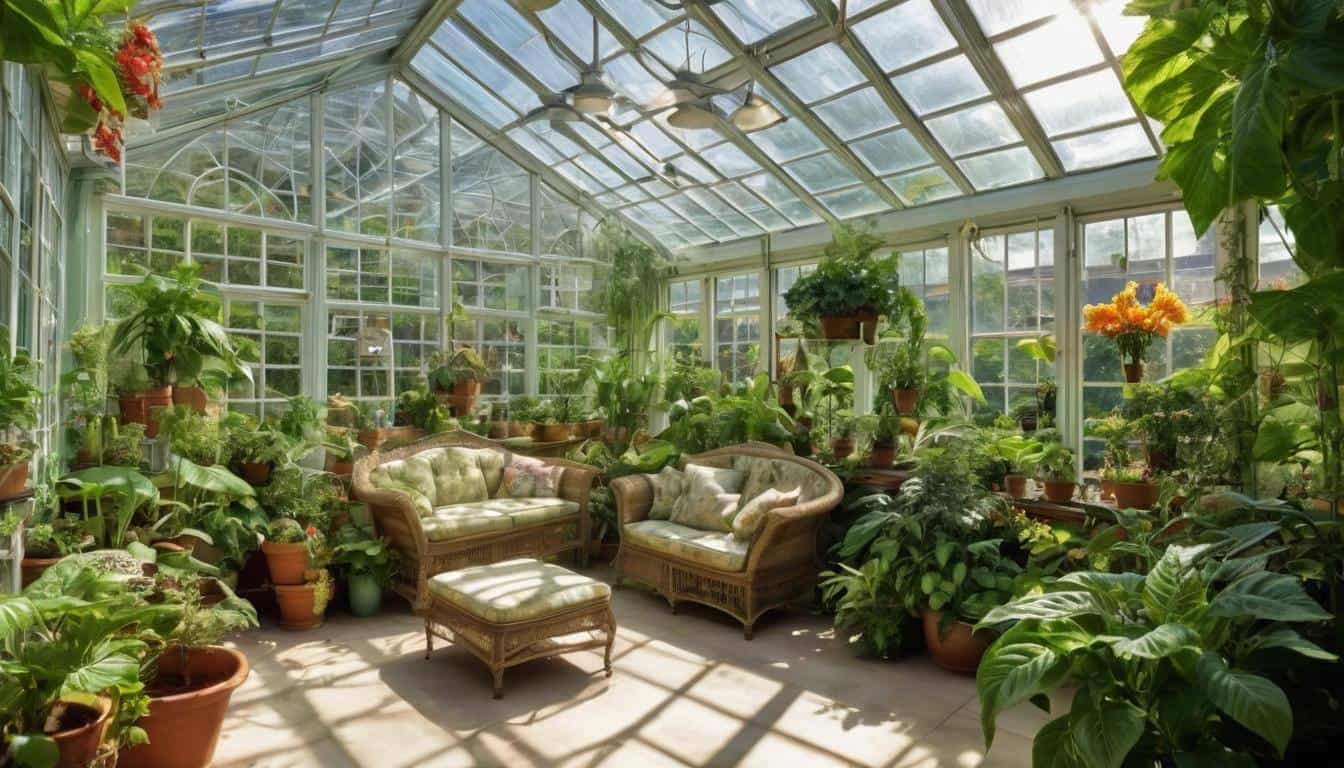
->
[{"left": 116, "top": 20, "right": 164, "bottom": 111}]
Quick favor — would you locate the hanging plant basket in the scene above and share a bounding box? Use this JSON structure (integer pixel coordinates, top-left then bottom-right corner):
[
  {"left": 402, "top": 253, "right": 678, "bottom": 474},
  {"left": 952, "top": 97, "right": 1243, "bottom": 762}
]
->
[{"left": 1123, "top": 360, "right": 1145, "bottom": 383}]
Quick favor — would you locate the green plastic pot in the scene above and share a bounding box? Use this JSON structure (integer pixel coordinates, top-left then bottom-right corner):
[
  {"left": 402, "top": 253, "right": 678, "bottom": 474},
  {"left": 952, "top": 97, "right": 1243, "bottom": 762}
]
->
[{"left": 347, "top": 573, "right": 383, "bottom": 618}]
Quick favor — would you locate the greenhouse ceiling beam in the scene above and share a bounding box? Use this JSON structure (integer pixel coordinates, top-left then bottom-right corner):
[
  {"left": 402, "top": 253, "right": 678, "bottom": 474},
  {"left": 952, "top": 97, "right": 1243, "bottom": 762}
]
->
[
  {"left": 683, "top": 3, "right": 909, "bottom": 213},
  {"left": 932, "top": 0, "right": 1066, "bottom": 179},
  {"left": 799, "top": 0, "right": 975, "bottom": 196},
  {"left": 678, "top": 158, "right": 1169, "bottom": 265},
  {"left": 398, "top": 67, "right": 671, "bottom": 258},
  {"left": 571, "top": 0, "right": 838, "bottom": 229},
  {"left": 1069, "top": 0, "right": 1163, "bottom": 156},
  {"left": 163, "top": 46, "right": 392, "bottom": 107},
  {"left": 392, "top": 0, "right": 464, "bottom": 69}
]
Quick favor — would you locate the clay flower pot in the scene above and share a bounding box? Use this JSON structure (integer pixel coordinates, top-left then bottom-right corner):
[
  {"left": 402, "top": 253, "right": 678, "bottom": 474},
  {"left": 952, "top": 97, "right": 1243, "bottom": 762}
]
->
[
  {"left": 1112, "top": 480, "right": 1160, "bottom": 509},
  {"left": 261, "top": 540, "right": 308, "bottom": 586},
  {"left": 240, "top": 461, "right": 272, "bottom": 486},
  {"left": 324, "top": 452, "right": 354, "bottom": 476},
  {"left": 119, "top": 646, "right": 249, "bottom": 768},
  {"left": 508, "top": 421, "right": 531, "bottom": 438},
  {"left": 891, "top": 388, "right": 920, "bottom": 416},
  {"left": 538, "top": 423, "right": 572, "bottom": 443},
  {"left": 818, "top": 314, "right": 861, "bottom": 341},
  {"left": 868, "top": 441, "right": 897, "bottom": 469},
  {"left": 275, "top": 583, "right": 326, "bottom": 630},
  {"left": 119, "top": 386, "right": 173, "bottom": 437},
  {"left": 21, "top": 555, "right": 60, "bottom": 588},
  {"left": 1123, "top": 360, "right": 1144, "bottom": 383},
  {"left": 1100, "top": 478, "right": 1116, "bottom": 501},
  {"left": 582, "top": 418, "right": 605, "bottom": 438},
  {"left": 831, "top": 437, "right": 855, "bottom": 460},
  {"left": 0, "top": 461, "right": 30, "bottom": 500},
  {"left": 1004, "top": 473, "right": 1028, "bottom": 500},
  {"left": 921, "top": 609, "right": 993, "bottom": 674},
  {"left": 171, "top": 384, "right": 210, "bottom": 413},
  {"left": 1042, "top": 480, "right": 1077, "bottom": 504},
  {"left": 856, "top": 311, "right": 878, "bottom": 345},
  {"left": 50, "top": 697, "right": 112, "bottom": 768},
  {"left": 447, "top": 378, "right": 482, "bottom": 417}
]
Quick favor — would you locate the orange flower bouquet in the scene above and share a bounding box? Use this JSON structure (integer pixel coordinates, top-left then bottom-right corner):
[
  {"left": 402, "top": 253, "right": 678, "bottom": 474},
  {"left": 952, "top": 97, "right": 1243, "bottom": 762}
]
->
[{"left": 1083, "top": 281, "right": 1189, "bottom": 382}]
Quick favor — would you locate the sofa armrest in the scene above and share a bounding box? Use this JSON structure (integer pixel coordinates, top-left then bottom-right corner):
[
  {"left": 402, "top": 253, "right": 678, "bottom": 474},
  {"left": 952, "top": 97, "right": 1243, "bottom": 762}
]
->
[
  {"left": 610, "top": 475, "right": 653, "bottom": 527},
  {"left": 557, "top": 464, "right": 598, "bottom": 508},
  {"left": 351, "top": 475, "right": 428, "bottom": 558}
]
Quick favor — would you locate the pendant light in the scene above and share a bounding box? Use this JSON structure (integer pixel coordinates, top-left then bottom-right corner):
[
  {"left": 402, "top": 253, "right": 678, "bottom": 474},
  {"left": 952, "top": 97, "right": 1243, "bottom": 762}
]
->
[{"left": 730, "top": 83, "right": 785, "bottom": 132}]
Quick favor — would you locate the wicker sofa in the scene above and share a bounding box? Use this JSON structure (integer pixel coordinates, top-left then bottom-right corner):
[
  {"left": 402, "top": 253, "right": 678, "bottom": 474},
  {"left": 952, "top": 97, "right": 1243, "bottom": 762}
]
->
[
  {"left": 352, "top": 431, "right": 597, "bottom": 610},
  {"left": 611, "top": 443, "right": 842, "bottom": 639}
]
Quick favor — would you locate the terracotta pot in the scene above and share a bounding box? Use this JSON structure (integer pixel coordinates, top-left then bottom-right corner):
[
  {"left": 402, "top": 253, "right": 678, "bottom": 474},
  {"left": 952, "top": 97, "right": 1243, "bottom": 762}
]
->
[
  {"left": 119, "top": 386, "right": 173, "bottom": 437},
  {"left": 891, "top": 388, "right": 920, "bottom": 415},
  {"left": 818, "top": 314, "right": 860, "bottom": 341},
  {"left": 324, "top": 453, "right": 353, "bottom": 476},
  {"left": 538, "top": 423, "right": 572, "bottom": 443},
  {"left": 921, "top": 610, "right": 993, "bottom": 674},
  {"left": 446, "top": 378, "right": 482, "bottom": 418},
  {"left": 21, "top": 556, "right": 61, "bottom": 588},
  {"left": 1112, "top": 480, "right": 1160, "bottom": 509},
  {"left": 583, "top": 418, "right": 606, "bottom": 438},
  {"left": 831, "top": 437, "right": 855, "bottom": 460},
  {"left": 508, "top": 421, "right": 531, "bottom": 438},
  {"left": 261, "top": 540, "right": 308, "bottom": 586},
  {"left": 274, "top": 583, "right": 325, "bottom": 630},
  {"left": 1019, "top": 413, "right": 1038, "bottom": 432},
  {"left": 488, "top": 421, "right": 509, "bottom": 439},
  {"left": 604, "top": 425, "right": 632, "bottom": 445},
  {"left": 240, "top": 461, "right": 272, "bottom": 485},
  {"left": 778, "top": 384, "right": 795, "bottom": 410},
  {"left": 50, "top": 697, "right": 112, "bottom": 768},
  {"left": 1123, "top": 361, "right": 1144, "bottom": 383},
  {"left": 1004, "top": 473, "right": 1028, "bottom": 500},
  {"left": 0, "top": 461, "right": 29, "bottom": 500},
  {"left": 120, "top": 646, "right": 249, "bottom": 768},
  {"left": 172, "top": 385, "right": 210, "bottom": 413},
  {"left": 1100, "top": 478, "right": 1116, "bottom": 501},
  {"left": 868, "top": 442, "right": 897, "bottom": 469},
  {"left": 1042, "top": 480, "right": 1077, "bottom": 504}
]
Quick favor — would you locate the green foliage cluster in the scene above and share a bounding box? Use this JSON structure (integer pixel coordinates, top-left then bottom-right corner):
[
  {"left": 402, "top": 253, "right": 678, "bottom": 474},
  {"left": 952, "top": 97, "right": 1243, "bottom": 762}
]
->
[{"left": 783, "top": 224, "right": 902, "bottom": 322}]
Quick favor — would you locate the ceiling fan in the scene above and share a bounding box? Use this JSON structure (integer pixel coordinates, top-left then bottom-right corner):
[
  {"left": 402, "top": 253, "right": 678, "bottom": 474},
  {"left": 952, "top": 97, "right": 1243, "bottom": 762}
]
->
[{"left": 517, "top": 14, "right": 619, "bottom": 127}]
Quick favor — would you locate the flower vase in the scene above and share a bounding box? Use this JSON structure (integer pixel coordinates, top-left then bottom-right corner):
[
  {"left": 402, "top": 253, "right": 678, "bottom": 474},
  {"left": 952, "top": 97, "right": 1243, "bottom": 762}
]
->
[{"left": 1122, "top": 358, "right": 1144, "bottom": 383}]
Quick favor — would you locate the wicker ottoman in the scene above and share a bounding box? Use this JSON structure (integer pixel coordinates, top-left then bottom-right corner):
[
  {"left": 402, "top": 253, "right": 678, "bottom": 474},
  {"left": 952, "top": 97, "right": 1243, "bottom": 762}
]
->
[{"left": 423, "top": 558, "right": 616, "bottom": 698}]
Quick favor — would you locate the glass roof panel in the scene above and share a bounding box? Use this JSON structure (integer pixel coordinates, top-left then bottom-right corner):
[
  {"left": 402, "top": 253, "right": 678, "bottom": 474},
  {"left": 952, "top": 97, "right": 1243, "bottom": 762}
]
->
[
  {"left": 711, "top": 0, "right": 815, "bottom": 45},
  {"left": 1024, "top": 70, "right": 1137, "bottom": 136},
  {"left": 595, "top": 0, "right": 676, "bottom": 38},
  {"left": 770, "top": 43, "right": 866, "bottom": 104},
  {"left": 605, "top": 55, "right": 668, "bottom": 104},
  {"left": 852, "top": 130, "right": 934, "bottom": 176},
  {"left": 784, "top": 153, "right": 860, "bottom": 194},
  {"left": 835, "top": 0, "right": 886, "bottom": 17},
  {"left": 507, "top": 127, "right": 564, "bottom": 165},
  {"left": 700, "top": 143, "right": 762, "bottom": 178},
  {"left": 530, "top": 123, "right": 583, "bottom": 158},
  {"left": 1052, "top": 123, "right": 1154, "bottom": 171},
  {"left": 574, "top": 154, "right": 625, "bottom": 187},
  {"left": 965, "top": 0, "right": 1072, "bottom": 37},
  {"left": 892, "top": 55, "right": 990, "bottom": 115},
  {"left": 409, "top": 45, "right": 517, "bottom": 128},
  {"left": 1090, "top": 0, "right": 1147, "bottom": 54},
  {"left": 274, "top": 1, "right": 339, "bottom": 36},
  {"left": 741, "top": 173, "right": 819, "bottom": 224},
  {"left": 714, "top": 182, "right": 792, "bottom": 231},
  {"left": 814, "top": 87, "right": 899, "bottom": 141},
  {"left": 926, "top": 102, "right": 1022, "bottom": 156},
  {"left": 432, "top": 22, "right": 541, "bottom": 114},
  {"left": 537, "top": 1, "right": 622, "bottom": 62},
  {"left": 568, "top": 121, "right": 611, "bottom": 148},
  {"left": 457, "top": 0, "right": 579, "bottom": 93},
  {"left": 818, "top": 185, "right": 888, "bottom": 218},
  {"left": 852, "top": 1, "right": 957, "bottom": 73},
  {"left": 747, "top": 116, "right": 825, "bottom": 162},
  {"left": 885, "top": 167, "right": 961, "bottom": 206},
  {"left": 665, "top": 154, "right": 719, "bottom": 185},
  {"left": 598, "top": 141, "right": 653, "bottom": 178},
  {"left": 994, "top": 15, "right": 1104, "bottom": 88},
  {"left": 958, "top": 146, "right": 1044, "bottom": 190},
  {"left": 629, "top": 120, "right": 681, "bottom": 160},
  {"left": 555, "top": 160, "right": 603, "bottom": 193},
  {"left": 645, "top": 20, "right": 733, "bottom": 72}
]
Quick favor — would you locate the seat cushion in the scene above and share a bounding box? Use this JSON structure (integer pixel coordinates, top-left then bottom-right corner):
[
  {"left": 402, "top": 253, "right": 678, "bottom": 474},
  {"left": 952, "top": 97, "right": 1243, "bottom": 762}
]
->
[
  {"left": 623, "top": 520, "right": 750, "bottom": 572},
  {"left": 429, "top": 558, "right": 610, "bottom": 623},
  {"left": 420, "top": 498, "right": 580, "bottom": 541}
]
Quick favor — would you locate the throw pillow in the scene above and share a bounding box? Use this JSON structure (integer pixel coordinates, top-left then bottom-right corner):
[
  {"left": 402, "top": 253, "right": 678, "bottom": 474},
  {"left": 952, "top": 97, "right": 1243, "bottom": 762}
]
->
[
  {"left": 497, "top": 456, "right": 565, "bottom": 499},
  {"left": 669, "top": 464, "right": 744, "bottom": 532},
  {"left": 732, "top": 487, "right": 801, "bottom": 542},
  {"left": 645, "top": 466, "right": 685, "bottom": 520}
]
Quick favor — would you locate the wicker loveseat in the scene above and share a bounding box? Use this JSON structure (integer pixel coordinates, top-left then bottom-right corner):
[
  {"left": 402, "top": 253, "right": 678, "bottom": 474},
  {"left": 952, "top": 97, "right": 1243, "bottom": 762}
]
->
[
  {"left": 610, "top": 443, "right": 842, "bottom": 639},
  {"left": 352, "top": 431, "right": 597, "bottom": 610}
]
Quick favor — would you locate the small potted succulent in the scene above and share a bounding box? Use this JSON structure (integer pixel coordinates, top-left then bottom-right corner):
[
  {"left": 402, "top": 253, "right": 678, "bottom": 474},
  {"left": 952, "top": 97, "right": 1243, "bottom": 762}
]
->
[
  {"left": 0, "top": 333, "right": 40, "bottom": 500},
  {"left": 1035, "top": 442, "right": 1077, "bottom": 503},
  {"left": 331, "top": 523, "right": 398, "bottom": 618},
  {"left": 427, "top": 346, "right": 490, "bottom": 417}
]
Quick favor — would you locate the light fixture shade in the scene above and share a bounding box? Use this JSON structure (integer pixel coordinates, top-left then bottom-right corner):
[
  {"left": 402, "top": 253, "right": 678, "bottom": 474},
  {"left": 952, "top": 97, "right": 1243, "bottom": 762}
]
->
[
  {"left": 731, "top": 94, "right": 785, "bottom": 132},
  {"left": 572, "top": 91, "right": 612, "bottom": 114},
  {"left": 667, "top": 101, "right": 718, "bottom": 130},
  {"left": 650, "top": 84, "right": 698, "bottom": 110}
]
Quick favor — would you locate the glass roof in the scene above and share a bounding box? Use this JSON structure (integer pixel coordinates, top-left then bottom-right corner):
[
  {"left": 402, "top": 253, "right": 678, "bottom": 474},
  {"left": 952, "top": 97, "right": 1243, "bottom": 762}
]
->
[{"left": 133, "top": 0, "right": 1160, "bottom": 254}]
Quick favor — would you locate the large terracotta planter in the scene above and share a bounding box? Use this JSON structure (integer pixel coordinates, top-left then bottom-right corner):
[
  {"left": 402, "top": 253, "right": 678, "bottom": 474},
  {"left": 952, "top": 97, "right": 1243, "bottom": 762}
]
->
[
  {"left": 0, "top": 461, "right": 29, "bottom": 500},
  {"left": 1004, "top": 473, "right": 1028, "bottom": 500},
  {"left": 1042, "top": 480, "right": 1077, "bottom": 504},
  {"left": 444, "top": 378, "right": 482, "bottom": 418},
  {"left": 50, "top": 697, "right": 112, "bottom": 768},
  {"left": 891, "top": 388, "right": 920, "bottom": 416},
  {"left": 21, "top": 555, "right": 60, "bottom": 588},
  {"left": 172, "top": 385, "right": 210, "bottom": 413},
  {"left": 1123, "top": 361, "right": 1144, "bottom": 383},
  {"left": 868, "top": 442, "right": 897, "bottom": 468},
  {"left": 538, "top": 423, "right": 571, "bottom": 443},
  {"left": 119, "top": 646, "right": 249, "bottom": 768},
  {"left": 1112, "top": 480, "right": 1160, "bottom": 509},
  {"left": 119, "top": 386, "right": 173, "bottom": 437},
  {"left": 274, "top": 583, "right": 325, "bottom": 630},
  {"left": 922, "top": 610, "right": 993, "bottom": 674},
  {"left": 819, "top": 314, "right": 861, "bottom": 341},
  {"left": 261, "top": 540, "right": 308, "bottom": 586},
  {"left": 240, "top": 461, "right": 272, "bottom": 485},
  {"left": 831, "top": 437, "right": 855, "bottom": 460}
]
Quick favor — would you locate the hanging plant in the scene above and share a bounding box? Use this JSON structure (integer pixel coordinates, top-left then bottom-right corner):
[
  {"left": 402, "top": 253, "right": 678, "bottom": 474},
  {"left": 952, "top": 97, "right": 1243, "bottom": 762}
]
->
[{"left": 1083, "top": 281, "right": 1189, "bottom": 382}]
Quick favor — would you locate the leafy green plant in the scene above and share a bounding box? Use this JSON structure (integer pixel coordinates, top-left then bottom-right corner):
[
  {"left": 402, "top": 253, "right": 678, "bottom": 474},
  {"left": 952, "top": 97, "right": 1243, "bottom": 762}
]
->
[
  {"left": 156, "top": 405, "right": 226, "bottom": 466},
  {"left": 0, "top": 328, "right": 40, "bottom": 467},
  {"left": 228, "top": 417, "right": 296, "bottom": 467},
  {"left": 661, "top": 373, "right": 796, "bottom": 453},
  {"left": 783, "top": 224, "right": 903, "bottom": 325},
  {"left": 976, "top": 542, "right": 1336, "bottom": 767},
  {"left": 21, "top": 522, "right": 88, "bottom": 559},
  {"left": 395, "top": 384, "right": 453, "bottom": 432},
  {"left": 507, "top": 395, "right": 542, "bottom": 424},
  {"left": 581, "top": 354, "right": 658, "bottom": 442},
  {"left": 56, "top": 466, "right": 159, "bottom": 550},
  {"left": 426, "top": 347, "right": 489, "bottom": 391},
  {"left": 1036, "top": 442, "right": 1077, "bottom": 483},
  {"left": 594, "top": 218, "right": 672, "bottom": 368},
  {"left": 330, "top": 523, "right": 398, "bottom": 587}
]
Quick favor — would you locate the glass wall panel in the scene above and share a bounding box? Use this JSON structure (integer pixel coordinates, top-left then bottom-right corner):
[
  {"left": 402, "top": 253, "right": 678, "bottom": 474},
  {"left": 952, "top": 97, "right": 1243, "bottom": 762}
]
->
[
  {"left": 224, "top": 300, "right": 304, "bottom": 419},
  {"left": 452, "top": 258, "right": 528, "bottom": 312},
  {"left": 970, "top": 228, "right": 1055, "bottom": 415},
  {"left": 326, "top": 245, "right": 439, "bottom": 308},
  {"left": 539, "top": 317, "right": 607, "bottom": 395},
  {"left": 454, "top": 317, "right": 526, "bottom": 401},
  {"left": 714, "top": 272, "right": 761, "bottom": 384},
  {"left": 325, "top": 80, "right": 390, "bottom": 235},
  {"left": 392, "top": 81, "right": 442, "bottom": 244},
  {"left": 451, "top": 121, "right": 531, "bottom": 252},
  {"left": 1257, "top": 205, "right": 1304, "bottom": 289},
  {"left": 667, "top": 278, "right": 703, "bottom": 361},
  {"left": 898, "top": 245, "right": 951, "bottom": 339}
]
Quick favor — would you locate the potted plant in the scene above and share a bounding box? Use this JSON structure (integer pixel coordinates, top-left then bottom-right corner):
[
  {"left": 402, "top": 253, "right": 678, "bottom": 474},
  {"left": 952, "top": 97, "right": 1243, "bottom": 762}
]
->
[
  {"left": 487, "top": 402, "right": 510, "bottom": 438},
  {"left": 323, "top": 428, "right": 363, "bottom": 476},
  {"left": 1085, "top": 414, "right": 1135, "bottom": 500},
  {"left": 330, "top": 523, "right": 397, "bottom": 618},
  {"left": 919, "top": 537, "right": 1023, "bottom": 674},
  {"left": 20, "top": 522, "right": 89, "bottom": 587},
  {"left": 507, "top": 396, "right": 540, "bottom": 437},
  {"left": 533, "top": 401, "right": 571, "bottom": 443},
  {"left": 776, "top": 341, "right": 809, "bottom": 414},
  {"left": 829, "top": 412, "right": 858, "bottom": 460},
  {"left": 427, "top": 346, "right": 490, "bottom": 417},
  {"left": 1083, "top": 280, "right": 1189, "bottom": 383},
  {"left": 992, "top": 434, "right": 1043, "bottom": 500},
  {"left": 229, "top": 419, "right": 292, "bottom": 485},
  {"left": 156, "top": 405, "right": 227, "bottom": 467},
  {"left": 865, "top": 408, "right": 901, "bottom": 469},
  {"left": 1109, "top": 465, "right": 1161, "bottom": 509},
  {"left": 394, "top": 384, "right": 450, "bottom": 435},
  {"left": 0, "top": 333, "right": 40, "bottom": 501},
  {"left": 783, "top": 224, "right": 903, "bottom": 343},
  {"left": 274, "top": 567, "right": 332, "bottom": 631},
  {"left": 1035, "top": 442, "right": 1077, "bottom": 503}
]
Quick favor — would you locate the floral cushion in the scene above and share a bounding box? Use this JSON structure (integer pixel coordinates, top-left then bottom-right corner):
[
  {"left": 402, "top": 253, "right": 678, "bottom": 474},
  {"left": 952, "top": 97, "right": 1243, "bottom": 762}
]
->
[
  {"left": 644, "top": 466, "right": 685, "bottom": 520},
  {"left": 623, "top": 520, "right": 750, "bottom": 571},
  {"left": 421, "top": 498, "right": 579, "bottom": 541},
  {"left": 733, "top": 456, "right": 828, "bottom": 504},
  {"left": 369, "top": 456, "right": 439, "bottom": 506},
  {"left": 428, "top": 558, "right": 611, "bottom": 623},
  {"left": 497, "top": 455, "right": 566, "bottom": 499},
  {"left": 669, "top": 464, "right": 743, "bottom": 532},
  {"left": 424, "top": 447, "right": 490, "bottom": 505},
  {"left": 731, "top": 487, "right": 801, "bottom": 542}
]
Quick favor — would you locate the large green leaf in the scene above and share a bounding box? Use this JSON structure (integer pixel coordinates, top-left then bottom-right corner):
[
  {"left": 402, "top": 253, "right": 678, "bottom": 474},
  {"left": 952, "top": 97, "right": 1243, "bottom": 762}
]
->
[
  {"left": 978, "top": 591, "right": 1105, "bottom": 626},
  {"left": 1194, "top": 652, "right": 1292, "bottom": 755},
  {"left": 1208, "top": 571, "right": 1331, "bottom": 622},
  {"left": 60, "top": 652, "right": 141, "bottom": 698},
  {"left": 978, "top": 634, "right": 1071, "bottom": 748},
  {"left": 1142, "top": 545, "right": 1209, "bottom": 624},
  {"left": 1246, "top": 627, "right": 1338, "bottom": 661},
  {"left": 1030, "top": 714, "right": 1082, "bottom": 768},
  {"left": 1054, "top": 572, "right": 1144, "bottom": 613},
  {"left": 1154, "top": 98, "right": 1232, "bottom": 235},
  {"left": 1068, "top": 691, "right": 1146, "bottom": 768},
  {"left": 1247, "top": 271, "right": 1344, "bottom": 344},
  {"left": 1228, "top": 55, "right": 1287, "bottom": 198},
  {"left": 1107, "top": 623, "right": 1198, "bottom": 659},
  {"left": 0, "top": 597, "right": 41, "bottom": 641},
  {"left": 8, "top": 734, "right": 59, "bottom": 768}
]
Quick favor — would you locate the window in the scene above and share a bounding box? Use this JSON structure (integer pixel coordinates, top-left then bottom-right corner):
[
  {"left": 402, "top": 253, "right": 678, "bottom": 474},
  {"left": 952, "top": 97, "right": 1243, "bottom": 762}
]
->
[
  {"left": 452, "top": 258, "right": 529, "bottom": 312},
  {"left": 326, "top": 309, "right": 396, "bottom": 410},
  {"left": 392, "top": 81, "right": 441, "bottom": 244},
  {"left": 327, "top": 246, "right": 439, "bottom": 308},
  {"left": 225, "top": 300, "right": 304, "bottom": 418},
  {"left": 774, "top": 263, "right": 815, "bottom": 369},
  {"left": 325, "top": 81, "right": 390, "bottom": 236},
  {"left": 970, "top": 228, "right": 1054, "bottom": 414},
  {"left": 105, "top": 212, "right": 184, "bottom": 275},
  {"left": 539, "top": 318, "right": 607, "bottom": 395},
  {"left": 668, "top": 278, "right": 704, "bottom": 361},
  {"left": 1257, "top": 205, "right": 1303, "bottom": 289},
  {"left": 391, "top": 312, "right": 441, "bottom": 395},
  {"left": 190, "top": 222, "right": 304, "bottom": 289},
  {"left": 451, "top": 121, "right": 531, "bottom": 252},
  {"left": 454, "top": 317, "right": 526, "bottom": 400},
  {"left": 539, "top": 260, "right": 597, "bottom": 313},
  {"left": 898, "top": 245, "right": 951, "bottom": 339},
  {"left": 714, "top": 272, "right": 761, "bottom": 384}
]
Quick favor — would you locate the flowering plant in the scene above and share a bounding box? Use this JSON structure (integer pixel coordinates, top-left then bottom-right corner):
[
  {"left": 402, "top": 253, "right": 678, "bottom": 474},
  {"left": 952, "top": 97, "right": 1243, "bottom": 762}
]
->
[{"left": 1083, "top": 281, "right": 1189, "bottom": 367}]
